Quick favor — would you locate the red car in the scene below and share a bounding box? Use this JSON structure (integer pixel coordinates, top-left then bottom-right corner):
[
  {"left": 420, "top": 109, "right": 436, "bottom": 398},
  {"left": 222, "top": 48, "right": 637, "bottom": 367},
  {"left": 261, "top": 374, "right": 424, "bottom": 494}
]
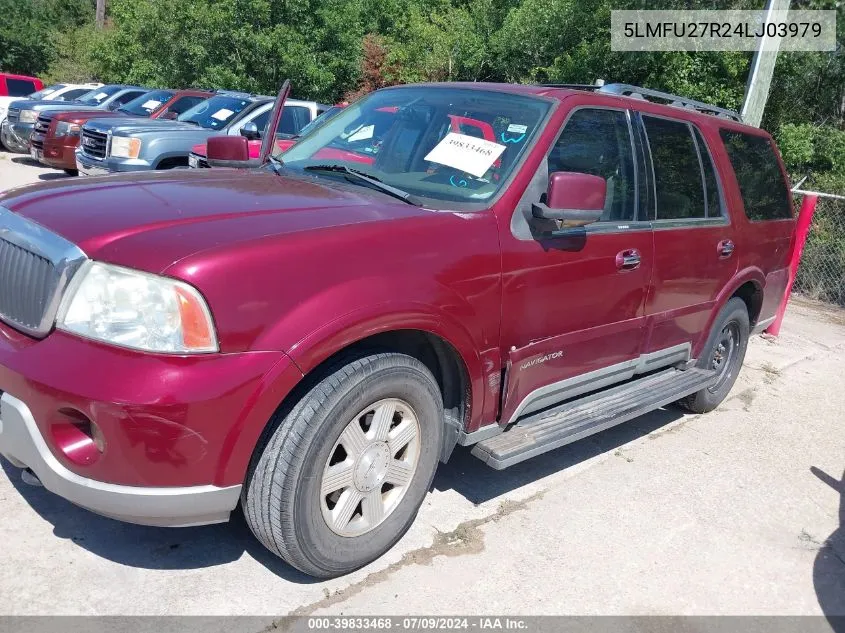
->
[
  {"left": 0, "top": 73, "right": 43, "bottom": 97},
  {"left": 0, "top": 82, "right": 795, "bottom": 578},
  {"left": 34, "top": 89, "right": 212, "bottom": 174}
]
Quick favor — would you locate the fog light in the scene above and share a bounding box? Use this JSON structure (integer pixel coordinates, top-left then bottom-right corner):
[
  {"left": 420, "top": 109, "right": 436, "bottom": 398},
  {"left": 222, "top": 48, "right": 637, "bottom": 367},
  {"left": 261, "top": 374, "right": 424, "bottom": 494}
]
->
[{"left": 50, "top": 409, "right": 105, "bottom": 465}]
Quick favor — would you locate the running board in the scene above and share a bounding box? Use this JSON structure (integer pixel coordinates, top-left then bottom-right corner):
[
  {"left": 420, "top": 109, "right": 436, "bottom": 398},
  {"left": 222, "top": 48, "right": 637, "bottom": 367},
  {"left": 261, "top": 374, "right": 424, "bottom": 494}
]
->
[{"left": 471, "top": 367, "right": 717, "bottom": 469}]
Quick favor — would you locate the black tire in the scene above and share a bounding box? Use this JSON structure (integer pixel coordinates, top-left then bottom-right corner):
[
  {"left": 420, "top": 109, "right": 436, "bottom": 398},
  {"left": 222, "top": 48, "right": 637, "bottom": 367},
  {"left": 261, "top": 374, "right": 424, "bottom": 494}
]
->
[
  {"left": 63, "top": 169, "right": 78, "bottom": 176},
  {"left": 680, "top": 297, "right": 750, "bottom": 414},
  {"left": 242, "top": 352, "right": 443, "bottom": 578}
]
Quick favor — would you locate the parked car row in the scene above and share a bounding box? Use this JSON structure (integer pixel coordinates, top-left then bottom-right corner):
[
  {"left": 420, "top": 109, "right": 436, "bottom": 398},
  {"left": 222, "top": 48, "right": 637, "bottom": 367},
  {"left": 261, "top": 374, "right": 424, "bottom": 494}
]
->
[{"left": 0, "top": 72, "right": 331, "bottom": 175}]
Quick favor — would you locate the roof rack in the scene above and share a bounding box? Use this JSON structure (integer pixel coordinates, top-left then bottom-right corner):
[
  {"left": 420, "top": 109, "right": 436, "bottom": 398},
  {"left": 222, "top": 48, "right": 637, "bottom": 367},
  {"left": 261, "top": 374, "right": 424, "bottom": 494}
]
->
[{"left": 597, "top": 83, "right": 742, "bottom": 122}]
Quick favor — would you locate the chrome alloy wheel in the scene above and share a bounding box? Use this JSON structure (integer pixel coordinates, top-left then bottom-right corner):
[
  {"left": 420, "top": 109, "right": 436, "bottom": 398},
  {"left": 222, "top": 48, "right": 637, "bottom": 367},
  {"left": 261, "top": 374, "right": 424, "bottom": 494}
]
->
[{"left": 320, "top": 398, "right": 421, "bottom": 537}]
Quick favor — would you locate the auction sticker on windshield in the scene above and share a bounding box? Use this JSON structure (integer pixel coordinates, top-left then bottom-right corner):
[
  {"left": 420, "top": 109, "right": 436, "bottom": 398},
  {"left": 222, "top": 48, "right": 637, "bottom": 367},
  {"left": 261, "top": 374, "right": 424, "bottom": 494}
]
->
[
  {"left": 141, "top": 99, "right": 162, "bottom": 111},
  {"left": 424, "top": 132, "right": 506, "bottom": 178},
  {"left": 211, "top": 108, "right": 234, "bottom": 121}
]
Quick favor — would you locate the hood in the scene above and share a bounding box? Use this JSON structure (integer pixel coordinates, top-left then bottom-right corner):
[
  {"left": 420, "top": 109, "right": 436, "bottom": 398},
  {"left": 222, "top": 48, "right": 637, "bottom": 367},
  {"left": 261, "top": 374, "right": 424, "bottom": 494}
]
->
[
  {"left": 85, "top": 117, "right": 199, "bottom": 136},
  {"left": 0, "top": 168, "right": 427, "bottom": 273},
  {"left": 9, "top": 99, "right": 103, "bottom": 114},
  {"left": 51, "top": 110, "right": 126, "bottom": 124}
]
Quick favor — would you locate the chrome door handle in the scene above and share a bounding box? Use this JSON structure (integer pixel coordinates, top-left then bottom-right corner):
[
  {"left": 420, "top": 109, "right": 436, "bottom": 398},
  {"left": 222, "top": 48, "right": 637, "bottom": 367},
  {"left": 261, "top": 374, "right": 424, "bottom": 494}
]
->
[
  {"left": 718, "top": 239, "right": 735, "bottom": 258},
  {"left": 616, "top": 249, "right": 641, "bottom": 270}
]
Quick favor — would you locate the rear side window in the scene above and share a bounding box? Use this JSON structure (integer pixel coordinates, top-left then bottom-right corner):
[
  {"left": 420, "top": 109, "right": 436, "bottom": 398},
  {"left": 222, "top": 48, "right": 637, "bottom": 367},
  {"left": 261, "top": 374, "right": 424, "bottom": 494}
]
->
[
  {"left": 643, "top": 116, "right": 706, "bottom": 220},
  {"left": 6, "top": 78, "right": 38, "bottom": 97},
  {"left": 693, "top": 128, "right": 724, "bottom": 218},
  {"left": 719, "top": 130, "right": 792, "bottom": 221},
  {"left": 278, "top": 106, "right": 312, "bottom": 136},
  {"left": 549, "top": 108, "right": 636, "bottom": 222}
]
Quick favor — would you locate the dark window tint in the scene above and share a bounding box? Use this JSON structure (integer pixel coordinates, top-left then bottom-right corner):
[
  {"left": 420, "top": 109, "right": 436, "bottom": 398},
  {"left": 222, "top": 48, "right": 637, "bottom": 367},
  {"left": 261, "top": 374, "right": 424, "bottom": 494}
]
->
[
  {"left": 644, "top": 116, "right": 706, "bottom": 220},
  {"left": 694, "top": 128, "right": 723, "bottom": 218},
  {"left": 56, "top": 88, "right": 91, "bottom": 102},
  {"left": 109, "top": 90, "right": 146, "bottom": 110},
  {"left": 632, "top": 114, "right": 654, "bottom": 220},
  {"left": 549, "top": 108, "right": 636, "bottom": 222},
  {"left": 6, "top": 78, "right": 37, "bottom": 97},
  {"left": 278, "top": 105, "right": 311, "bottom": 136},
  {"left": 168, "top": 95, "right": 206, "bottom": 116},
  {"left": 719, "top": 130, "right": 792, "bottom": 221}
]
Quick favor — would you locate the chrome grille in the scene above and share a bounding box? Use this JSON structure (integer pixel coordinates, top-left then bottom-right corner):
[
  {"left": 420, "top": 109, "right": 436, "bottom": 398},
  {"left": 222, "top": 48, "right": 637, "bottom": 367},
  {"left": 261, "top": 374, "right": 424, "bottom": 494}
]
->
[
  {"left": 80, "top": 127, "right": 108, "bottom": 159},
  {"left": 0, "top": 238, "right": 55, "bottom": 330},
  {"left": 7, "top": 107, "right": 19, "bottom": 123},
  {"left": 189, "top": 152, "right": 209, "bottom": 168},
  {"left": 30, "top": 115, "right": 52, "bottom": 150},
  {"left": 0, "top": 207, "right": 86, "bottom": 338}
]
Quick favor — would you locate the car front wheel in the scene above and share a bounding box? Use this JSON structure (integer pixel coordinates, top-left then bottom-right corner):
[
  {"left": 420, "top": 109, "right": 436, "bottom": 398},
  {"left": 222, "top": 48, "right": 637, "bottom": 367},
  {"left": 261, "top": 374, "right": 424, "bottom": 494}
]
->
[{"left": 242, "top": 352, "right": 443, "bottom": 578}]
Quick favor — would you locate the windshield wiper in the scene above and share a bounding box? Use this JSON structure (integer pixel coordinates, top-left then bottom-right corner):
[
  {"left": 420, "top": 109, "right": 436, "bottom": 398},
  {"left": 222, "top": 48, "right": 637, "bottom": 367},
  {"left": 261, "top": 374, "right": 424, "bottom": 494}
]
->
[{"left": 303, "top": 165, "right": 421, "bottom": 206}]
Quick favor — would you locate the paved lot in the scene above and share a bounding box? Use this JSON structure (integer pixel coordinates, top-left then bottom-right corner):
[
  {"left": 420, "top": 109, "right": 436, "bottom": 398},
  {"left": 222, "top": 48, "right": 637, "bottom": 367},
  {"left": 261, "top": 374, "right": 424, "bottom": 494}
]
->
[
  {"left": 0, "top": 148, "right": 72, "bottom": 193},
  {"left": 0, "top": 154, "right": 844, "bottom": 623}
]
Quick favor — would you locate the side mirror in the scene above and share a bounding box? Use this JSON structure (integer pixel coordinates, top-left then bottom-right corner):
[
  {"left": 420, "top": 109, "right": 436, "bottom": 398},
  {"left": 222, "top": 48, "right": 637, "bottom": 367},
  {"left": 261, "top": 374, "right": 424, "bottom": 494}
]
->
[
  {"left": 240, "top": 121, "right": 261, "bottom": 140},
  {"left": 532, "top": 172, "right": 606, "bottom": 228},
  {"left": 207, "top": 135, "right": 256, "bottom": 168}
]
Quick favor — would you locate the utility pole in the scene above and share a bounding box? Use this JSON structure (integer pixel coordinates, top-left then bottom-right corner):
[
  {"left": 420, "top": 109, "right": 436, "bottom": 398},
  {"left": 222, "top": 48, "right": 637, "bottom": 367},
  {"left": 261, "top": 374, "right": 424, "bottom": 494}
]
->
[
  {"left": 740, "top": 0, "right": 791, "bottom": 127},
  {"left": 95, "top": 0, "right": 105, "bottom": 28}
]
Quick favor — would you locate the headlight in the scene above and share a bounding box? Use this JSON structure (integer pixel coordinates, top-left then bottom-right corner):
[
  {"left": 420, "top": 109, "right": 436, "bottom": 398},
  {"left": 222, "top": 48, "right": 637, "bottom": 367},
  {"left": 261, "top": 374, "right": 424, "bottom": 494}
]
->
[
  {"left": 57, "top": 261, "right": 218, "bottom": 354},
  {"left": 110, "top": 136, "right": 142, "bottom": 158},
  {"left": 19, "top": 110, "right": 37, "bottom": 124},
  {"left": 56, "top": 121, "right": 81, "bottom": 137}
]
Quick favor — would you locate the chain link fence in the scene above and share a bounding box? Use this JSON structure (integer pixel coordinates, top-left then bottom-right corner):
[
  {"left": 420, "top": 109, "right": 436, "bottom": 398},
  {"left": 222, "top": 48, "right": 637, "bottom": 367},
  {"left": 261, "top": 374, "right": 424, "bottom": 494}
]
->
[{"left": 793, "top": 195, "right": 845, "bottom": 306}]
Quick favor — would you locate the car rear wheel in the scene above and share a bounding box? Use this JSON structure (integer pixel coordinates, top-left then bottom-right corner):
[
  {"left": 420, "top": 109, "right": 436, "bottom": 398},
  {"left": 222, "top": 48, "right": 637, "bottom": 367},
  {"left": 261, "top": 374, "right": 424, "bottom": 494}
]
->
[
  {"left": 242, "top": 352, "right": 443, "bottom": 578},
  {"left": 680, "top": 297, "right": 750, "bottom": 414}
]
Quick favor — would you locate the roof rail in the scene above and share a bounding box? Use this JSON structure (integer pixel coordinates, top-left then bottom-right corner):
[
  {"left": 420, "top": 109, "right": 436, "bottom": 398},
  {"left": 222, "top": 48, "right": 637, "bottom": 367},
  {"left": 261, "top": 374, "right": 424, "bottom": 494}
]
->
[
  {"left": 541, "top": 83, "right": 603, "bottom": 91},
  {"left": 597, "top": 83, "right": 742, "bottom": 122}
]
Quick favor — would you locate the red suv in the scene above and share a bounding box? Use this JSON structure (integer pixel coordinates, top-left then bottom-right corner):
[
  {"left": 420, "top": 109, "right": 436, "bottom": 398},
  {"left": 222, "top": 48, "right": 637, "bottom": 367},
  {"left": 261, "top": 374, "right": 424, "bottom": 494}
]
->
[
  {"left": 33, "top": 89, "right": 212, "bottom": 174},
  {"left": 0, "top": 82, "right": 795, "bottom": 578}
]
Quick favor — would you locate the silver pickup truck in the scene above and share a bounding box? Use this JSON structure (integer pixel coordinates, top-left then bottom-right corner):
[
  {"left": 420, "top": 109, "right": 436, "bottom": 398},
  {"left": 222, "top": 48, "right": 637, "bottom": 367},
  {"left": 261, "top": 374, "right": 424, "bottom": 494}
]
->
[{"left": 76, "top": 92, "right": 327, "bottom": 175}]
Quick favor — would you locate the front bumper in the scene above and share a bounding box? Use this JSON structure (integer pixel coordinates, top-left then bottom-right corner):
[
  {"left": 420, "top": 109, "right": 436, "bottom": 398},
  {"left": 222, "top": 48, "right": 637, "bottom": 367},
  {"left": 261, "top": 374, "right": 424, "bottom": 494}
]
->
[
  {"left": 0, "top": 392, "right": 241, "bottom": 527},
  {"left": 41, "top": 137, "right": 80, "bottom": 170},
  {"left": 75, "top": 149, "right": 153, "bottom": 176},
  {"left": 0, "top": 120, "right": 30, "bottom": 153},
  {"left": 0, "top": 322, "right": 297, "bottom": 526}
]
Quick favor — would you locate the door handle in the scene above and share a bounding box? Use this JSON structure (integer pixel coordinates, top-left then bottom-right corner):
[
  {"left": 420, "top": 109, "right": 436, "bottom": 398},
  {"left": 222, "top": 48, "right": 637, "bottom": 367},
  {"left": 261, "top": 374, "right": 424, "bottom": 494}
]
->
[
  {"left": 718, "top": 239, "right": 735, "bottom": 258},
  {"left": 616, "top": 249, "right": 641, "bottom": 271}
]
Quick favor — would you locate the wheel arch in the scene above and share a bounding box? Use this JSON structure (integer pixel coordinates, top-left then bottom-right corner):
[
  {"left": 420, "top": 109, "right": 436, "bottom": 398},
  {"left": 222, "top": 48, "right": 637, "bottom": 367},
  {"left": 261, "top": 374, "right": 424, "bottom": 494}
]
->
[{"left": 694, "top": 267, "right": 765, "bottom": 357}]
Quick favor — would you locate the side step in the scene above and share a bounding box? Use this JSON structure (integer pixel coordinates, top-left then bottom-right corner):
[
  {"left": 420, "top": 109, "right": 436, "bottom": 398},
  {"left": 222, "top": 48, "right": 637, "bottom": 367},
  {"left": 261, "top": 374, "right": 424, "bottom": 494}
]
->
[{"left": 471, "top": 367, "right": 716, "bottom": 469}]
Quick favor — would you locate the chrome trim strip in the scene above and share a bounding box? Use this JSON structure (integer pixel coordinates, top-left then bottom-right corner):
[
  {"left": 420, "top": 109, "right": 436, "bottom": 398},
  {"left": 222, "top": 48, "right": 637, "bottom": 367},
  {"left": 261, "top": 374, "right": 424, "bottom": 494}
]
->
[
  {"left": 652, "top": 217, "right": 730, "bottom": 230},
  {"left": 505, "top": 343, "right": 692, "bottom": 426},
  {"left": 0, "top": 206, "right": 87, "bottom": 338},
  {"left": 458, "top": 423, "right": 503, "bottom": 446}
]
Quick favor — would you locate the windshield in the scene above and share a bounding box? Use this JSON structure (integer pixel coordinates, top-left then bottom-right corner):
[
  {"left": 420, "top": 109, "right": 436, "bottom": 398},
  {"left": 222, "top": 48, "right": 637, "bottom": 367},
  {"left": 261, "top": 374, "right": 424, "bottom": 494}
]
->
[
  {"left": 278, "top": 87, "right": 550, "bottom": 205},
  {"left": 177, "top": 95, "right": 252, "bottom": 130},
  {"left": 118, "top": 89, "right": 173, "bottom": 116},
  {"left": 30, "top": 84, "right": 64, "bottom": 100},
  {"left": 75, "top": 85, "right": 122, "bottom": 105}
]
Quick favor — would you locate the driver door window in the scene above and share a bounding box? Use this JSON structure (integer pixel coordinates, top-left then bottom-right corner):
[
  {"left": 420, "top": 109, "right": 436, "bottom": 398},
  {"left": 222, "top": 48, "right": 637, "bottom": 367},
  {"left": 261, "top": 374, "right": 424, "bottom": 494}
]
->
[{"left": 549, "top": 109, "right": 636, "bottom": 222}]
